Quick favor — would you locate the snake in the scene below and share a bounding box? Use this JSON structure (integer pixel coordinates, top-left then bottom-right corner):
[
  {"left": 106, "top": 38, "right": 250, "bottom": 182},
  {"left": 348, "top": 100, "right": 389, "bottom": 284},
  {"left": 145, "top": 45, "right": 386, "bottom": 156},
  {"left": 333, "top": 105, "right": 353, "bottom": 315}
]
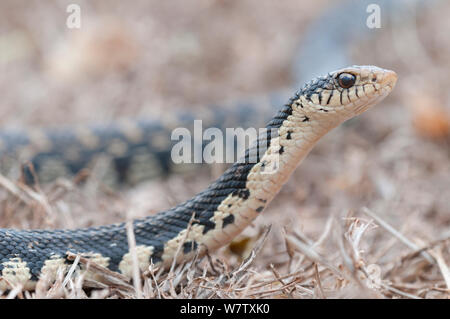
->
[{"left": 0, "top": 65, "right": 397, "bottom": 291}]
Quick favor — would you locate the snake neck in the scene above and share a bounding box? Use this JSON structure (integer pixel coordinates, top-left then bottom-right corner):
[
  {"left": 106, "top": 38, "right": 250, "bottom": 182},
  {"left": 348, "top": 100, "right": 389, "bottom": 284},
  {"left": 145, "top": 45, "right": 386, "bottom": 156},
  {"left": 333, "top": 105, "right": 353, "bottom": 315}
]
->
[{"left": 154, "top": 99, "right": 334, "bottom": 265}]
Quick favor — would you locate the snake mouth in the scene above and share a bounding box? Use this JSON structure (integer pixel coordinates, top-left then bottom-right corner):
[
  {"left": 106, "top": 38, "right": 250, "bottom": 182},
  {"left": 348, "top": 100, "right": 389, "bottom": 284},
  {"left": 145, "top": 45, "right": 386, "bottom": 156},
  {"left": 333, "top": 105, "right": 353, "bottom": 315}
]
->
[
  {"left": 380, "top": 69, "right": 398, "bottom": 90},
  {"left": 354, "top": 87, "right": 392, "bottom": 115},
  {"left": 353, "top": 69, "right": 397, "bottom": 115}
]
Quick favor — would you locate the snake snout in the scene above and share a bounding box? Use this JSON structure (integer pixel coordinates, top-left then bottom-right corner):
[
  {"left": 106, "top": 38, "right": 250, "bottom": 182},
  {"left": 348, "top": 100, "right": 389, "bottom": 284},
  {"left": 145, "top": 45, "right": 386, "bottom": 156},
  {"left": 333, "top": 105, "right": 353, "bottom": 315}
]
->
[{"left": 381, "top": 69, "right": 398, "bottom": 89}]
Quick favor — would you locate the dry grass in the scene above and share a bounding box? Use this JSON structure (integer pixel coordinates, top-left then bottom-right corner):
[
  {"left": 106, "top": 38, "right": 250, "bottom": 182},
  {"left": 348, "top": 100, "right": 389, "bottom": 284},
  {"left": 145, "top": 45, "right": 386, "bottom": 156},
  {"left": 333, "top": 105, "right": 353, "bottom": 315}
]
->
[
  {"left": 0, "top": 0, "right": 449, "bottom": 298},
  {"left": 0, "top": 172, "right": 448, "bottom": 299}
]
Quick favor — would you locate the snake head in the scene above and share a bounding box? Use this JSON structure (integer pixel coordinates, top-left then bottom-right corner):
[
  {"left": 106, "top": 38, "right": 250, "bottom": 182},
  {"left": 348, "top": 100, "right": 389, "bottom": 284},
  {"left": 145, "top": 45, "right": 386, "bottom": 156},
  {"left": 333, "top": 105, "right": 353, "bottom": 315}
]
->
[{"left": 296, "top": 65, "right": 397, "bottom": 122}]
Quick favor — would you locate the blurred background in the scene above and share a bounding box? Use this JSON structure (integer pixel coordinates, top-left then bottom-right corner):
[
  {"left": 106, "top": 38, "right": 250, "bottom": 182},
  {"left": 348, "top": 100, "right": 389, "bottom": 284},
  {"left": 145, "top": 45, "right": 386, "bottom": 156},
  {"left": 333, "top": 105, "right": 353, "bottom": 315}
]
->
[{"left": 0, "top": 0, "right": 449, "bottom": 298}]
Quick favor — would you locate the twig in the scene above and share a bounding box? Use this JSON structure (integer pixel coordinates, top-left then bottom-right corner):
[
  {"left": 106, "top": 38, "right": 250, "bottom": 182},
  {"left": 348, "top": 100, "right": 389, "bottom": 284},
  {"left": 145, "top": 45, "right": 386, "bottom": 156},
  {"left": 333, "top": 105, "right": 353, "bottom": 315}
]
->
[
  {"left": 270, "top": 264, "right": 293, "bottom": 298},
  {"left": 286, "top": 232, "right": 342, "bottom": 278},
  {"left": 400, "top": 235, "right": 450, "bottom": 262},
  {"left": 245, "top": 276, "right": 302, "bottom": 297},
  {"left": 126, "top": 221, "right": 143, "bottom": 299},
  {"left": 429, "top": 247, "right": 450, "bottom": 290},
  {"left": 66, "top": 252, "right": 134, "bottom": 291},
  {"left": 0, "top": 173, "right": 31, "bottom": 204},
  {"left": 62, "top": 254, "right": 81, "bottom": 287},
  {"left": 228, "top": 225, "right": 272, "bottom": 283},
  {"left": 314, "top": 263, "right": 326, "bottom": 298},
  {"left": 362, "top": 207, "right": 435, "bottom": 264}
]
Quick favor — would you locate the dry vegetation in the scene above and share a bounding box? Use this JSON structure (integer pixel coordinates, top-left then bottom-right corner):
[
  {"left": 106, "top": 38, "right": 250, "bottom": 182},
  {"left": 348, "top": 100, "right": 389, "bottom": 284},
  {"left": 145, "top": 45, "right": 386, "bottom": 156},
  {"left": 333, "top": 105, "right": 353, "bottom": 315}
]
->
[{"left": 0, "top": 0, "right": 449, "bottom": 298}]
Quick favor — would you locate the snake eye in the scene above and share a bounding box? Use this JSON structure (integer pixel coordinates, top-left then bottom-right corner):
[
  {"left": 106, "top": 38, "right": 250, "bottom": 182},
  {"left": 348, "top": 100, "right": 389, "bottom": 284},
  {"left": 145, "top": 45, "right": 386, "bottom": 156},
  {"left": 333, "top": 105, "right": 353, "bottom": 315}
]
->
[{"left": 338, "top": 73, "right": 356, "bottom": 89}]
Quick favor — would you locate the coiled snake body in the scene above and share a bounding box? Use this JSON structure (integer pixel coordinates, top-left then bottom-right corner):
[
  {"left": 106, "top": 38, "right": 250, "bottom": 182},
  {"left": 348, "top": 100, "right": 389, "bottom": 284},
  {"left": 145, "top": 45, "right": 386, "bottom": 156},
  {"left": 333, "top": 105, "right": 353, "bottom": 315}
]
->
[{"left": 0, "top": 66, "right": 397, "bottom": 290}]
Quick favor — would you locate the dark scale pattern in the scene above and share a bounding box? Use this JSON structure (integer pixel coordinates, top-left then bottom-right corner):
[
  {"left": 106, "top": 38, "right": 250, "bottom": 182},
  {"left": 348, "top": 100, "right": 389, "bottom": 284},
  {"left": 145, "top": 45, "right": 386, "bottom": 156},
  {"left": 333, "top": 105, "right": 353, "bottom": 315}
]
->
[
  {"left": 302, "top": 73, "right": 337, "bottom": 103},
  {"left": 222, "top": 214, "right": 235, "bottom": 228},
  {"left": 183, "top": 241, "right": 198, "bottom": 254}
]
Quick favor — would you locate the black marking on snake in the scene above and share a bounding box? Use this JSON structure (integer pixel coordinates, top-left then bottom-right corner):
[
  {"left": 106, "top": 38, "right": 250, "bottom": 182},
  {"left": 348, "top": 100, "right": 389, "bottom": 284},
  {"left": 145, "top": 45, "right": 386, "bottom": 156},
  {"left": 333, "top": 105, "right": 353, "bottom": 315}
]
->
[
  {"left": 183, "top": 241, "right": 198, "bottom": 254},
  {"left": 327, "top": 89, "right": 333, "bottom": 105},
  {"left": 233, "top": 189, "right": 250, "bottom": 200},
  {"left": 372, "top": 83, "right": 377, "bottom": 91},
  {"left": 304, "top": 78, "right": 324, "bottom": 103},
  {"left": 346, "top": 88, "right": 350, "bottom": 103},
  {"left": 319, "top": 108, "right": 329, "bottom": 113},
  {"left": 222, "top": 214, "right": 235, "bottom": 228},
  {"left": 201, "top": 220, "right": 216, "bottom": 234},
  {"left": 256, "top": 206, "right": 264, "bottom": 213},
  {"left": 279, "top": 146, "right": 284, "bottom": 155},
  {"left": 355, "top": 86, "right": 359, "bottom": 98},
  {"left": 302, "top": 74, "right": 339, "bottom": 107},
  {"left": 340, "top": 91, "right": 343, "bottom": 105},
  {"left": 286, "top": 131, "right": 292, "bottom": 140},
  {"left": 302, "top": 116, "right": 310, "bottom": 122},
  {"left": 149, "top": 246, "right": 163, "bottom": 265}
]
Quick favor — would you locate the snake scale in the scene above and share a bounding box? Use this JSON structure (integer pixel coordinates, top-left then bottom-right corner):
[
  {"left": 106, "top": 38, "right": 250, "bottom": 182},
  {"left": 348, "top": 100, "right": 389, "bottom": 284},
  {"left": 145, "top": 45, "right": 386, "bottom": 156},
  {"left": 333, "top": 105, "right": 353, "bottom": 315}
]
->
[{"left": 0, "top": 65, "right": 397, "bottom": 290}]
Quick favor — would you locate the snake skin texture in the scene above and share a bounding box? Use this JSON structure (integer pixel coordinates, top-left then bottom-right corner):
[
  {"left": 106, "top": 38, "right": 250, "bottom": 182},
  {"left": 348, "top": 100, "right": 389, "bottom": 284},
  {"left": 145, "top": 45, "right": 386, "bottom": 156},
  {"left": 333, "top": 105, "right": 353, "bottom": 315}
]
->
[{"left": 0, "top": 66, "right": 397, "bottom": 290}]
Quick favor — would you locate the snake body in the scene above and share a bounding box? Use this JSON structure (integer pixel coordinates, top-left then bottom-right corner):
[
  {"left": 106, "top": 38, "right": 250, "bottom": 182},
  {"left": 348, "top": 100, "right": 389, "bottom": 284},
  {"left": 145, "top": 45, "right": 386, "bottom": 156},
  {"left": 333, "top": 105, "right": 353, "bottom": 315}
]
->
[{"left": 0, "top": 66, "right": 397, "bottom": 290}]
